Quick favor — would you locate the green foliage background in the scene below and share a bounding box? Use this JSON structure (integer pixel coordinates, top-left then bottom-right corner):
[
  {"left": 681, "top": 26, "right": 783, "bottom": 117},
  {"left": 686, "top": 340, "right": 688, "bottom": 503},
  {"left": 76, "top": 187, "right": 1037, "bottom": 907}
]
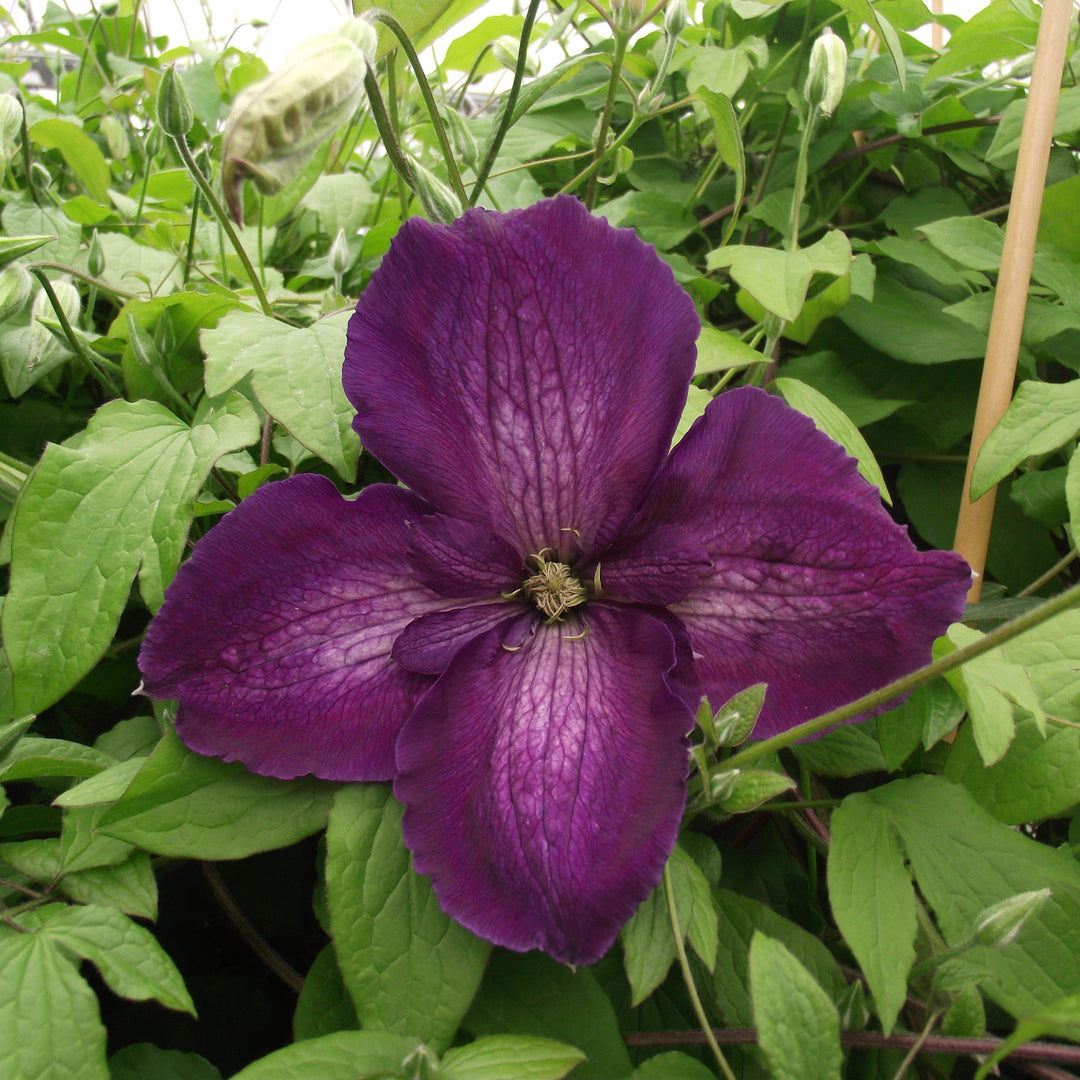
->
[{"left": 2, "top": 0, "right": 1080, "bottom": 1076}]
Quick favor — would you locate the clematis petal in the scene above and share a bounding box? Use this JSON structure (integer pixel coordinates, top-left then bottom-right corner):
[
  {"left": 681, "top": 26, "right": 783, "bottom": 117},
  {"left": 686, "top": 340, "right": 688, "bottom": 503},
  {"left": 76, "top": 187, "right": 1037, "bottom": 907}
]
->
[
  {"left": 625, "top": 387, "right": 971, "bottom": 738},
  {"left": 394, "top": 603, "right": 695, "bottom": 966},
  {"left": 392, "top": 603, "right": 524, "bottom": 675},
  {"left": 344, "top": 196, "right": 699, "bottom": 559},
  {"left": 138, "top": 476, "right": 447, "bottom": 781},
  {"left": 407, "top": 513, "right": 523, "bottom": 598},
  {"left": 588, "top": 524, "right": 711, "bottom": 606}
]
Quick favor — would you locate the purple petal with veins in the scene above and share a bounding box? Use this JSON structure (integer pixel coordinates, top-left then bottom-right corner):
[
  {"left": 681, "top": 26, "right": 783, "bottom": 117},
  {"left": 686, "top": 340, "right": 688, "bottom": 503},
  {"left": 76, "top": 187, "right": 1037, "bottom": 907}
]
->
[
  {"left": 139, "top": 476, "right": 444, "bottom": 780},
  {"left": 394, "top": 604, "right": 695, "bottom": 965}
]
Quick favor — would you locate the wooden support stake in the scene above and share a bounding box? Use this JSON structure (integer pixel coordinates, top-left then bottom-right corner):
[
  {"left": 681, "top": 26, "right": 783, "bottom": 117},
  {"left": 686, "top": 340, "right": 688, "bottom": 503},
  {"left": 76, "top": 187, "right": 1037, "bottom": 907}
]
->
[{"left": 952, "top": 0, "right": 1074, "bottom": 603}]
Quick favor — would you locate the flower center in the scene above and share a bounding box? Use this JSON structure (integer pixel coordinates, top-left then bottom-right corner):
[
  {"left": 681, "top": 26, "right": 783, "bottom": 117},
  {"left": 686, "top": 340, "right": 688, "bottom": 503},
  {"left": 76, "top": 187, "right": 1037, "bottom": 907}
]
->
[{"left": 521, "top": 553, "right": 587, "bottom": 622}]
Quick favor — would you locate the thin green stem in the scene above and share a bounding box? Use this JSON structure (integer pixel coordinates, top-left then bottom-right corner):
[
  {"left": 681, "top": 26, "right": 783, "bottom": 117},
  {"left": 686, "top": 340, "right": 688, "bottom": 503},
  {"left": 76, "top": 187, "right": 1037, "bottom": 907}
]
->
[
  {"left": 1018, "top": 548, "right": 1077, "bottom": 598},
  {"left": 169, "top": 134, "right": 272, "bottom": 316},
  {"left": 720, "top": 578, "right": 1080, "bottom": 774},
  {"left": 364, "top": 68, "right": 417, "bottom": 198},
  {"left": 15, "top": 91, "right": 41, "bottom": 206},
  {"left": 32, "top": 262, "right": 135, "bottom": 300},
  {"left": 470, "top": 0, "right": 543, "bottom": 205},
  {"left": 28, "top": 267, "right": 121, "bottom": 396},
  {"left": 372, "top": 12, "right": 469, "bottom": 212},
  {"left": 183, "top": 187, "right": 199, "bottom": 288},
  {"left": 664, "top": 866, "right": 738, "bottom": 1080},
  {"left": 890, "top": 1011, "right": 942, "bottom": 1080},
  {"left": 585, "top": 29, "right": 630, "bottom": 209}
]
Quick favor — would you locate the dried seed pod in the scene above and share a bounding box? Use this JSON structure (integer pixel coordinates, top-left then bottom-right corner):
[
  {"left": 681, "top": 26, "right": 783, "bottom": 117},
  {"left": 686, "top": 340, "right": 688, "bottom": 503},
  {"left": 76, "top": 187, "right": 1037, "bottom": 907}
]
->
[{"left": 221, "top": 28, "right": 368, "bottom": 223}]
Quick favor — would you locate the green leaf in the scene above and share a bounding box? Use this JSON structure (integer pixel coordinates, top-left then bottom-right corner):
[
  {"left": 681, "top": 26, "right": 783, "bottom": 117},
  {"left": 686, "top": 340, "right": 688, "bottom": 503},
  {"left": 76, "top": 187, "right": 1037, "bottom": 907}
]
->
[
  {"left": 28, "top": 118, "right": 110, "bottom": 203},
  {"left": 937, "top": 624, "right": 1046, "bottom": 766},
  {"left": 774, "top": 378, "right": 891, "bottom": 504},
  {"left": 3, "top": 395, "right": 259, "bottom": 715},
  {"left": 710, "top": 768, "right": 796, "bottom": 813},
  {"left": 693, "top": 326, "right": 762, "bottom": 377},
  {"left": 0, "top": 233, "right": 57, "bottom": 266},
  {"left": 324, "top": 784, "right": 490, "bottom": 1052},
  {"left": 946, "top": 712, "right": 1080, "bottom": 825},
  {"left": 108, "top": 1043, "right": 222, "bottom": 1080},
  {"left": 441, "top": 1036, "right": 586, "bottom": 1080},
  {"left": 971, "top": 380, "right": 1080, "bottom": 500},
  {"left": 465, "top": 951, "right": 633, "bottom": 1080},
  {"left": 988, "top": 84, "right": 1080, "bottom": 166},
  {"left": 95, "top": 232, "right": 185, "bottom": 296},
  {"left": 26, "top": 903, "right": 194, "bottom": 1015},
  {"left": 59, "top": 804, "right": 135, "bottom": 873},
  {"left": 355, "top": 0, "right": 490, "bottom": 54},
  {"left": 99, "top": 729, "right": 333, "bottom": 859},
  {"left": 0, "top": 735, "right": 115, "bottom": 780},
  {"left": 54, "top": 757, "right": 148, "bottom": 808},
  {"left": 301, "top": 173, "right": 375, "bottom": 236},
  {"left": 839, "top": 276, "right": 988, "bottom": 364},
  {"left": 713, "top": 890, "right": 848, "bottom": 1027},
  {"left": 202, "top": 310, "right": 359, "bottom": 481},
  {"left": 749, "top": 933, "right": 842, "bottom": 1080},
  {"left": 228, "top": 1031, "right": 420, "bottom": 1080},
  {"left": 828, "top": 794, "right": 916, "bottom": 1034},
  {"left": 975, "top": 992, "right": 1080, "bottom": 1080},
  {"left": 868, "top": 775, "right": 1080, "bottom": 1018},
  {"left": 791, "top": 719, "right": 888, "bottom": 776},
  {"left": 632, "top": 1052, "right": 718, "bottom": 1080},
  {"left": 59, "top": 851, "right": 159, "bottom": 921},
  {"left": 917, "top": 216, "right": 1004, "bottom": 272},
  {"left": 294, "top": 945, "right": 358, "bottom": 1042},
  {"left": 0, "top": 930, "right": 109, "bottom": 1080},
  {"left": 707, "top": 231, "right": 851, "bottom": 322},
  {"left": 672, "top": 385, "right": 711, "bottom": 447},
  {"left": 621, "top": 844, "right": 718, "bottom": 1006},
  {"left": 1, "top": 201, "right": 82, "bottom": 266},
  {"left": 694, "top": 89, "right": 745, "bottom": 239}
]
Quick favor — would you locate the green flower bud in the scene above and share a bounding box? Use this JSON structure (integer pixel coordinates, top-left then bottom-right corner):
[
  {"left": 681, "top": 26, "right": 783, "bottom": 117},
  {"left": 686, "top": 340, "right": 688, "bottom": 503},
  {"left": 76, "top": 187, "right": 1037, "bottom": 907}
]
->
[
  {"left": 0, "top": 262, "right": 32, "bottom": 322},
  {"left": 100, "top": 114, "right": 130, "bottom": 160},
  {"left": 157, "top": 65, "right": 194, "bottom": 138},
  {"left": 328, "top": 228, "right": 351, "bottom": 277},
  {"left": 803, "top": 28, "right": 848, "bottom": 117},
  {"left": 443, "top": 106, "right": 478, "bottom": 171},
  {"left": 412, "top": 162, "right": 460, "bottom": 225},
  {"left": 339, "top": 15, "right": 379, "bottom": 68},
  {"left": 87, "top": 230, "right": 106, "bottom": 279},
  {"left": 664, "top": 0, "right": 689, "bottom": 38},
  {"left": 973, "top": 888, "right": 1050, "bottom": 948},
  {"left": 611, "top": 0, "right": 646, "bottom": 31},
  {"left": 221, "top": 33, "right": 366, "bottom": 224}
]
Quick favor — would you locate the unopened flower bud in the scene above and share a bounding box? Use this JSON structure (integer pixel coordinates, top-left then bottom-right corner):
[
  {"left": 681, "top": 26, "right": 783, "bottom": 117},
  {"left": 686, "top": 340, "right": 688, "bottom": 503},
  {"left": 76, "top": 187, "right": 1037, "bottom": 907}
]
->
[
  {"left": 0, "top": 262, "right": 32, "bottom": 322},
  {"left": 412, "top": 162, "right": 460, "bottom": 225},
  {"left": 492, "top": 35, "right": 539, "bottom": 77},
  {"left": 443, "top": 107, "right": 478, "bottom": 171},
  {"left": 221, "top": 32, "right": 366, "bottom": 223},
  {"left": 100, "top": 114, "right": 130, "bottom": 160},
  {"left": 339, "top": 15, "right": 378, "bottom": 68},
  {"left": 664, "top": 0, "right": 688, "bottom": 38},
  {"left": 328, "top": 228, "right": 350, "bottom": 277},
  {"left": 87, "top": 230, "right": 105, "bottom": 279},
  {"left": 973, "top": 889, "right": 1050, "bottom": 948},
  {"left": 803, "top": 28, "right": 847, "bottom": 117},
  {"left": 157, "top": 66, "right": 194, "bottom": 138},
  {"left": 611, "top": 0, "right": 647, "bottom": 31}
]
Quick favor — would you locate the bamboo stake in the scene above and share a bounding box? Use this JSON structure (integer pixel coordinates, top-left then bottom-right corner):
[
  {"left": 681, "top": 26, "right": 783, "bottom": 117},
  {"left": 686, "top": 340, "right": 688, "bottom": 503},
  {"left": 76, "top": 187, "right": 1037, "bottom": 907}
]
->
[{"left": 952, "top": 0, "right": 1074, "bottom": 603}]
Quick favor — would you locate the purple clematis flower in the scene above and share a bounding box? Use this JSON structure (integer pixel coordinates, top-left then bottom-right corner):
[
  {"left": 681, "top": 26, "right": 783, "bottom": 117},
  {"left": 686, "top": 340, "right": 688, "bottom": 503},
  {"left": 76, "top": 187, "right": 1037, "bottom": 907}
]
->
[{"left": 139, "top": 196, "right": 970, "bottom": 965}]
